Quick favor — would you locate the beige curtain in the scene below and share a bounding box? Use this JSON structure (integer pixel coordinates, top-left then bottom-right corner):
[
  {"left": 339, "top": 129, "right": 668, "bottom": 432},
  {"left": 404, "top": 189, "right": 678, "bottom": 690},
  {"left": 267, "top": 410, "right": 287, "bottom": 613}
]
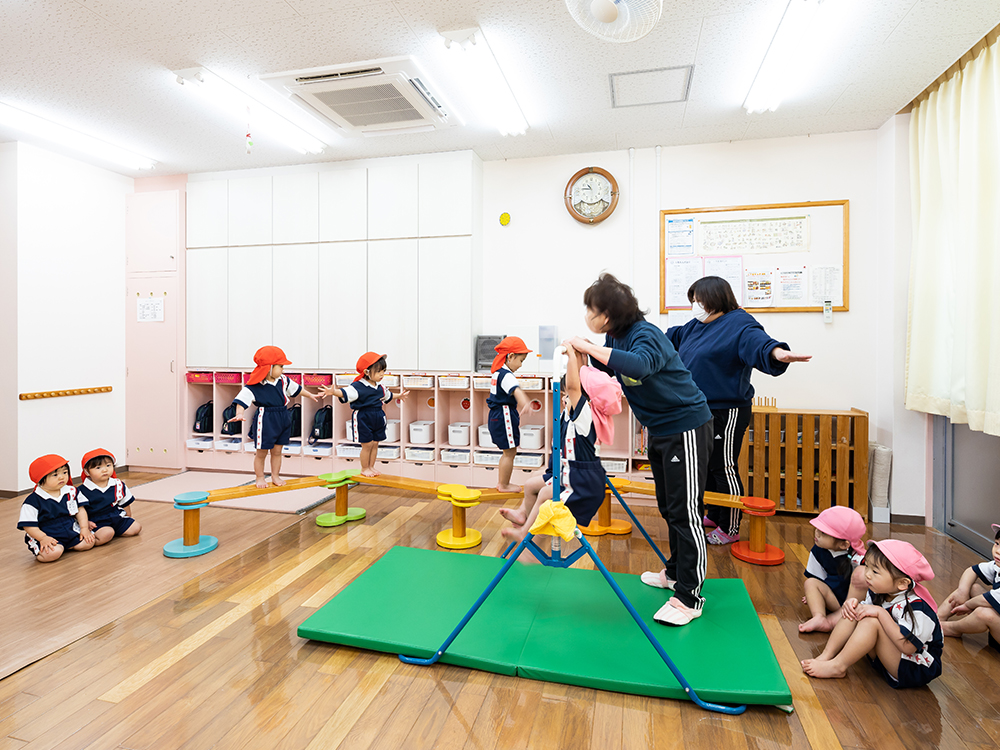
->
[{"left": 907, "top": 36, "right": 1000, "bottom": 435}]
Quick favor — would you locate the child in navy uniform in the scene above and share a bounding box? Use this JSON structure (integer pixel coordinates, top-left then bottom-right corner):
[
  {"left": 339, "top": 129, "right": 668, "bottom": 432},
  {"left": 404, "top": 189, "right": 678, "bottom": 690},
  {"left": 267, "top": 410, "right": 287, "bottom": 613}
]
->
[
  {"left": 799, "top": 505, "right": 868, "bottom": 633},
  {"left": 938, "top": 523, "right": 1000, "bottom": 647},
  {"left": 320, "top": 352, "right": 408, "bottom": 477},
  {"left": 802, "top": 540, "right": 943, "bottom": 688},
  {"left": 500, "top": 342, "right": 622, "bottom": 543},
  {"left": 18, "top": 454, "right": 98, "bottom": 562},
  {"left": 487, "top": 337, "right": 533, "bottom": 492},
  {"left": 229, "top": 346, "right": 322, "bottom": 488},
  {"left": 77, "top": 449, "right": 141, "bottom": 541}
]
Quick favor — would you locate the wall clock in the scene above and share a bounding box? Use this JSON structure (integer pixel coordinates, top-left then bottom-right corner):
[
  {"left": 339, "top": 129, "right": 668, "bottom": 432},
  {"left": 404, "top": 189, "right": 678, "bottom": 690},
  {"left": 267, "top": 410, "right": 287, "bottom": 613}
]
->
[{"left": 565, "top": 167, "right": 619, "bottom": 224}]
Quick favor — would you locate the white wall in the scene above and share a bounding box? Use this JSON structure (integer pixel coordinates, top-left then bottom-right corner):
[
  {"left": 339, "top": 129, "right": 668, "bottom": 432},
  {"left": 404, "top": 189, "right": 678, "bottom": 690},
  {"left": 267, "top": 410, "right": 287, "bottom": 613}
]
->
[
  {"left": 13, "top": 143, "right": 132, "bottom": 491},
  {"left": 0, "top": 144, "right": 18, "bottom": 492}
]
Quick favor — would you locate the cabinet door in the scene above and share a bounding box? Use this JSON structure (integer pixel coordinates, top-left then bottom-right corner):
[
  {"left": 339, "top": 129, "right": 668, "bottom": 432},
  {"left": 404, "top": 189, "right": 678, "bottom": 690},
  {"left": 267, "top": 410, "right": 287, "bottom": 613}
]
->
[
  {"left": 273, "top": 172, "right": 319, "bottom": 244},
  {"left": 273, "top": 244, "right": 318, "bottom": 369},
  {"left": 186, "top": 248, "right": 228, "bottom": 367},
  {"left": 228, "top": 246, "right": 272, "bottom": 366},
  {"left": 228, "top": 176, "right": 272, "bottom": 246},
  {"left": 418, "top": 160, "right": 472, "bottom": 237},
  {"left": 186, "top": 181, "right": 228, "bottom": 248},
  {"left": 367, "top": 163, "right": 418, "bottom": 240},
  {"left": 319, "top": 168, "right": 367, "bottom": 242},
  {"left": 127, "top": 191, "right": 179, "bottom": 272},
  {"left": 418, "top": 237, "right": 471, "bottom": 370},
  {"left": 318, "top": 241, "right": 367, "bottom": 368},
  {"left": 368, "top": 239, "right": 417, "bottom": 369}
]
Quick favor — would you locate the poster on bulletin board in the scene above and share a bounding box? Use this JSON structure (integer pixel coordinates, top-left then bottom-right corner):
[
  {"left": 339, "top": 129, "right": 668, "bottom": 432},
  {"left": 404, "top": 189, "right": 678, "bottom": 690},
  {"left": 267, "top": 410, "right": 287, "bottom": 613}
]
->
[{"left": 659, "top": 200, "right": 849, "bottom": 313}]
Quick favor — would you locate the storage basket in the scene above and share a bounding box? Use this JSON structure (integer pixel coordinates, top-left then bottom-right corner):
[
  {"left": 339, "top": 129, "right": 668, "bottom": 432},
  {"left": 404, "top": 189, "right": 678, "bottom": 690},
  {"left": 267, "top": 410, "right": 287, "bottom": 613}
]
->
[
  {"left": 382, "top": 374, "right": 400, "bottom": 388},
  {"left": 515, "top": 377, "right": 544, "bottom": 391},
  {"left": 402, "top": 375, "right": 434, "bottom": 389},
  {"left": 438, "top": 375, "right": 470, "bottom": 389},
  {"left": 600, "top": 458, "right": 628, "bottom": 473},
  {"left": 303, "top": 442, "right": 332, "bottom": 457},
  {"left": 335, "top": 374, "right": 355, "bottom": 386},
  {"left": 281, "top": 441, "right": 301, "bottom": 455},
  {"left": 441, "top": 449, "right": 471, "bottom": 464},
  {"left": 186, "top": 372, "right": 213, "bottom": 384},
  {"left": 186, "top": 437, "right": 213, "bottom": 450},
  {"left": 213, "top": 372, "right": 242, "bottom": 384},
  {"left": 474, "top": 450, "right": 502, "bottom": 466},
  {"left": 215, "top": 438, "right": 243, "bottom": 452},
  {"left": 405, "top": 447, "right": 435, "bottom": 461},
  {"left": 336, "top": 443, "right": 362, "bottom": 457},
  {"left": 473, "top": 376, "right": 492, "bottom": 390},
  {"left": 513, "top": 453, "right": 544, "bottom": 468},
  {"left": 377, "top": 446, "right": 400, "bottom": 460},
  {"left": 303, "top": 373, "right": 332, "bottom": 386}
]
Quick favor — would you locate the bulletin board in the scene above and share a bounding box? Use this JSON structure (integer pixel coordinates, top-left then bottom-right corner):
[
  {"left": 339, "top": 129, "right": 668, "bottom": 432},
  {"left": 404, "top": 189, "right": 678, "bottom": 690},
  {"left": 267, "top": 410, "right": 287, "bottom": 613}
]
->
[{"left": 659, "top": 200, "right": 849, "bottom": 314}]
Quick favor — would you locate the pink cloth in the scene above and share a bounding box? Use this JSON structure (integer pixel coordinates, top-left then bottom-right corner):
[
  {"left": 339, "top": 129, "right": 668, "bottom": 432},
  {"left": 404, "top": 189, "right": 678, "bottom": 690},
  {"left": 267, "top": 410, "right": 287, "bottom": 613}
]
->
[
  {"left": 869, "top": 539, "right": 937, "bottom": 610},
  {"left": 579, "top": 366, "right": 622, "bottom": 445},
  {"left": 810, "top": 506, "right": 866, "bottom": 557}
]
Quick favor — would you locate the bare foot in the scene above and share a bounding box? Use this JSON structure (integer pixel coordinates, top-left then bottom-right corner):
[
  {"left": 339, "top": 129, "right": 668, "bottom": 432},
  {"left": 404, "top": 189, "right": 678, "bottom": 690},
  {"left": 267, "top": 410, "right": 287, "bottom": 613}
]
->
[
  {"left": 255, "top": 477, "right": 269, "bottom": 489},
  {"left": 496, "top": 484, "right": 521, "bottom": 493},
  {"left": 501, "top": 525, "right": 528, "bottom": 544},
  {"left": 801, "top": 658, "right": 846, "bottom": 678},
  {"left": 271, "top": 476, "right": 286, "bottom": 487},
  {"left": 941, "top": 620, "right": 960, "bottom": 637},
  {"left": 499, "top": 507, "right": 527, "bottom": 525},
  {"left": 361, "top": 468, "right": 378, "bottom": 478},
  {"left": 798, "top": 615, "right": 834, "bottom": 633}
]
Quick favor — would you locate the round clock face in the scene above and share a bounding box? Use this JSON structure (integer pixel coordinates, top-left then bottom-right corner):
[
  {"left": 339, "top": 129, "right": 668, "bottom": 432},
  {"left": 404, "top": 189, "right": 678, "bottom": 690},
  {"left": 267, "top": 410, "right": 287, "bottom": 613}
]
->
[{"left": 565, "top": 167, "right": 618, "bottom": 224}]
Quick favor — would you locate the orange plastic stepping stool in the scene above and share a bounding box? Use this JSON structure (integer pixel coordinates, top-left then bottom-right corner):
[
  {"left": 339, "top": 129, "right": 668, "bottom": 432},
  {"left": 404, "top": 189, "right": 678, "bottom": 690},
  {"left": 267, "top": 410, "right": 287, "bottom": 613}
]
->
[
  {"left": 730, "top": 496, "right": 784, "bottom": 566},
  {"left": 579, "top": 477, "right": 632, "bottom": 536}
]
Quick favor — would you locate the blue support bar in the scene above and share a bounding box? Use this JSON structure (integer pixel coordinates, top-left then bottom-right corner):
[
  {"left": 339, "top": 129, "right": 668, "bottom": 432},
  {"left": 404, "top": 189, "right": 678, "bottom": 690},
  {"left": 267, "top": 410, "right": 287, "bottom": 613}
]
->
[{"left": 605, "top": 478, "right": 670, "bottom": 570}]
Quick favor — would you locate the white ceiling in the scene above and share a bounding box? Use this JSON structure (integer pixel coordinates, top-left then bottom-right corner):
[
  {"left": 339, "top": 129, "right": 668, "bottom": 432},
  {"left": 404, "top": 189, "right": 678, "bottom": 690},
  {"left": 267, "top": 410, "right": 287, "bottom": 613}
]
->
[{"left": 0, "top": 0, "right": 996, "bottom": 177}]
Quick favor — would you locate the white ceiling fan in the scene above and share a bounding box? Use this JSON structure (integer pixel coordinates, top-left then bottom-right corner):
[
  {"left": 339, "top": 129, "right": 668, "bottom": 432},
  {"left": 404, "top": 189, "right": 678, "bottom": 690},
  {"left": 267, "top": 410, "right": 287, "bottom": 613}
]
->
[{"left": 565, "top": 0, "right": 664, "bottom": 43}]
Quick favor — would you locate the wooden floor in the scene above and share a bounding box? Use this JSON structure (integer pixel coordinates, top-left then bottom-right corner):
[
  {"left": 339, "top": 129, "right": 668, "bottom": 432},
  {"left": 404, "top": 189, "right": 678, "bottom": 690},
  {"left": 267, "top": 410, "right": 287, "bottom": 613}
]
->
[{"left": 2, "top": 472, "right": 999, "bottom": 750}]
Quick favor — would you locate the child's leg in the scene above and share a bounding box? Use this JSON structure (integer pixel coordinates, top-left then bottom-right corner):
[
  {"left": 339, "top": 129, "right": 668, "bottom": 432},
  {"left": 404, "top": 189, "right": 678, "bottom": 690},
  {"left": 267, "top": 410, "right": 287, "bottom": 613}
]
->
[
  {"left": 803, "top": 616, "right": 897, "bottom": 680},
  {"left": 799, "top": 578, "right": 842, "bottom": 633},
  {"left": 939, "top": 579, "right": 988, "bottom": 621},
  {"left": 121, "top": 519, "right": 142, "bottom": 537},
  {"left": 253, "top": 449, "right": 269, "bottom": 488},
  {"left": 497, "top": 449, "right": 519, "bottom": 492},
  {"left": 501, "top": 483, "right": 553, "bottom": 543},
  {"left": 942, "top": 606, "right": 1000, "bottom": 639},
  {"left": 35, "top": 543, "right": 65, "bottom": 563},
  {"left": 94, "top": 527, "right": 115, "bottom": 545},
  {"left": 805, "top": 615, "right": 858, "bottom": 665},
  {"left": 70, "top": 537, "right": 95, "bottom": 552},
  {"left": 818, "top": 566, "right": 869, "bottom": 630},
  {"left": 269, "top": 445, "right": 285, "bottom": 485},
  {"left": 360, "top": 442, "right": 379, "bottom": 477},
  {"left": 500, "top": 473, "right": 545, "bottom": 525}
]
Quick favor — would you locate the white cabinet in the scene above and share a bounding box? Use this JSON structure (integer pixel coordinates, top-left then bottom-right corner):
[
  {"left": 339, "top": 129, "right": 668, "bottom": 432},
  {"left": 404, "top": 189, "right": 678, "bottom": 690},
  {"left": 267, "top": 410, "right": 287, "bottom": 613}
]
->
[
  {"left": 228, "top": 246, "right": 272, "bottom": 366},
  {"left": 367, "top": 163, "right": 418, "bottom": 240},
  {"left": 273, "top": 244, "right": 318, "bottom": 369},
  {"left": 186, "top": 181, "right": 228, "bottom": 248},
  {"left": 418, "top": 237, "right": 471, "bottom": 370},
  {"left": 319, "top": 241, "right": 367, "bottom": 369},
  {"left": 228, "top": 176, "right": 272, "bottom": 246},
  {"left": 418, "top": 160, "right": 473, "bottom": 237},
  {"left": 127, "top": 191, "right": 179, "bottom": 273},
  {"left": 273, "top": 173, "right": 319, "bottom": 244},
  {"left": 319, "top": 168, "right": 367, "bottom": 242},
  {"left": 368, "top": 239, "right": 417, "bottom": 369},
  {"left": 186, "top": 248, "right": 228, "bottom": 367}
]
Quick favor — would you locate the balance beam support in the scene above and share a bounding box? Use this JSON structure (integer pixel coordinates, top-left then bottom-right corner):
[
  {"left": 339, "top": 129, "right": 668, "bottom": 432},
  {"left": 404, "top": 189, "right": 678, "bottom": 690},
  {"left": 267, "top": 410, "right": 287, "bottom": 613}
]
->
[{"left": 163, "top": 491, "right": 218, "bottom": 558}]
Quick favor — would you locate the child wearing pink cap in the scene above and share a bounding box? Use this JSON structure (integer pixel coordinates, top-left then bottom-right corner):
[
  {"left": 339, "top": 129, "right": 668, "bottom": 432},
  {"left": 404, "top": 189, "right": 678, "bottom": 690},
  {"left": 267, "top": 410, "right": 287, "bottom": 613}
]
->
[
  {"left": 500, "top": 341, "right": 622, "bottom": 543},
  {"left": 799, "top": 506, "right": 868, "bottom": 633},
  {"left": 938, "top": 523, "right": 1000, "bottom": 648},
  {"left": 802, "top": 539, "right": 943, "bottom": 687}
]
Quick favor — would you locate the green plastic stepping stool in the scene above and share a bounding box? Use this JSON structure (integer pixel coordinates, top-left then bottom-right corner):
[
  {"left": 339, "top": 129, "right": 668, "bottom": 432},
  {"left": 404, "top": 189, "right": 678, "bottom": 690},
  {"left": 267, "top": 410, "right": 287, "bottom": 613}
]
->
[{"left": 316, "top": 470, "right": 365, "bottom": 527}]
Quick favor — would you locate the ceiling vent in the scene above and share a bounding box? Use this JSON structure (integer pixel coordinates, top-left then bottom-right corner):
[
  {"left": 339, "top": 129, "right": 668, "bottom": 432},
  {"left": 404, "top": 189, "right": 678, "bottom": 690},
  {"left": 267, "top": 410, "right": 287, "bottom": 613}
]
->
[
  {"left": 259, "top": 57, "right": 457, "bottom": 137},
  {"left": 610, "top": 66, "right": 693, "bottom": 108}
]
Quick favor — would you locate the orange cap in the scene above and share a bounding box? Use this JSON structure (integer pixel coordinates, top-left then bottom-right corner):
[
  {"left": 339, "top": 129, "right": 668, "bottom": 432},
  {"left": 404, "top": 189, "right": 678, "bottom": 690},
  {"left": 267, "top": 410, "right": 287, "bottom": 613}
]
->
[
  {"left": 29, "top": 454, "right": 70, "bottom": 486},
  {"left": 355, "top": 352, "right": 387, "bottom": 382},
  {"left": 247, "top": 346, "right": 292, "bottom": 385},
  {"left": 80, "top": 448, "right": 117, "bottom": 484},
  {"left": 491, "top": 336, "right": 532, "bottom": 373}
]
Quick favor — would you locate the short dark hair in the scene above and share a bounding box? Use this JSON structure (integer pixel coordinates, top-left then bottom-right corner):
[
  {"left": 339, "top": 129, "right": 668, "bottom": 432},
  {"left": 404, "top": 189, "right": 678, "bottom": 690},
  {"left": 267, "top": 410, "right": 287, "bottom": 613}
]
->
[
  {"left": 583, "top": 273, "right": 647, "bottom": 338},
  {"left": 994, "top": 526, "right": 1000, "bottom": 541},
  {"left": 687, "top": 276, "right": 740, "bottom": 314},
  {"left": 85, "top": 455, "right": 114, "bottom": 472},
  {"left": 366, "top": 356, "right": 387, "bottom": 375}
]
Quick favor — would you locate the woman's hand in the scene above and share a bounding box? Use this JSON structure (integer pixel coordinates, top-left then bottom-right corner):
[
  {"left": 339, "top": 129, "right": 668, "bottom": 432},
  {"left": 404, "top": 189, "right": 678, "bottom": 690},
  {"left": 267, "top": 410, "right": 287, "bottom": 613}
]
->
[
  {"left": 772, "top": 347, "right": 812, "bottom": 363},
  {"left": 568, "top": 336, "right": 595, "bottom": 355}
]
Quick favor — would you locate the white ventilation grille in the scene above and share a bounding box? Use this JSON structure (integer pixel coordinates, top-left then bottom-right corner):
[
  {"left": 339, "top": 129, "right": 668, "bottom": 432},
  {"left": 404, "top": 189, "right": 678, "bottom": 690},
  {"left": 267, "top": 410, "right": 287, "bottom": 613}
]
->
[
  {"left": 312, "top": 84, "right": 425, "bottom": 128},
  {"left": 610, "top": 66, "right": 693, "bottom": 108}
]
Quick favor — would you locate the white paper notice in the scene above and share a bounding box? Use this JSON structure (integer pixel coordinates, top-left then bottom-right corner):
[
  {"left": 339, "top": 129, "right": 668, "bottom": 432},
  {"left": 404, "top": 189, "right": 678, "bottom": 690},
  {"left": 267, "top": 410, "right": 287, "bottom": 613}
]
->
[
  {"left": 666, "top": 309, "right": 695, "bottom": 328},
  {"left": 137, "top": 297, "right": 164, "bottom": 322},
  {"left": 701, "top": 216, "right": 809, "bottom": 255},
  {"left": 665, "top": 257, "right": 704, "bottom": 308},
  {"left": 778, "top": 267, "right": 806, "bottom": 303},
  {"left": 704, "top": 256, "right": 744, "bottom": 306},
  {"left": 665, "top": 218, "right": 695, "bottom": 256},
  {"left": 745, "top": 269, "right": 774, "bottom": 307},
  {"left": 810, "top": 266, "right": 842, "bottom": 305}
]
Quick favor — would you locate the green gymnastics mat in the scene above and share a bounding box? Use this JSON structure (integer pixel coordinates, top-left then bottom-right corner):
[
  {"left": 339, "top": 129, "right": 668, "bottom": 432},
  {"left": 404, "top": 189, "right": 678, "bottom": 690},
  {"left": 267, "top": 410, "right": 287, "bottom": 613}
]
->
[{"left": 299, "top": 546, "right": 791, "bottom": 706}]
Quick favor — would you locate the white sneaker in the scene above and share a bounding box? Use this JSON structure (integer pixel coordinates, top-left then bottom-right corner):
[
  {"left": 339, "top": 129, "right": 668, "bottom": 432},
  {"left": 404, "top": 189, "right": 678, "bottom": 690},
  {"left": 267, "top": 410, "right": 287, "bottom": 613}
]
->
[
  {"left": 640, "top": 570, "right": 676, "bottom": 590},
  {"left": 653, "top": 598, "right": 702, "bottom": 626}
]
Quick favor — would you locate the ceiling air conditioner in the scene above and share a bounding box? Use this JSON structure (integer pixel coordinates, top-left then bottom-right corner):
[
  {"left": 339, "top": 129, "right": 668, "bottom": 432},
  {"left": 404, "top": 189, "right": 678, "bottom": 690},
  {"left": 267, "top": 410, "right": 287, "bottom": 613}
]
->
[{"left": 259, "top": 56, "right": 457, "bottom": 137}]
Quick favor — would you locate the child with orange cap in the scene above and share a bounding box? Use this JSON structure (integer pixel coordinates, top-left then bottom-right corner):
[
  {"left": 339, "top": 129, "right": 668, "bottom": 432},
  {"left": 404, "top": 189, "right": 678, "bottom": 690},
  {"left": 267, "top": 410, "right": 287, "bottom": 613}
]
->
[
  {"left": 18, "top": 454, "right": 98, "bottom": 562},
  {"left": 320, "top": 352, "right": 408, "bottom": 477},
  {"left": 229, "top": 346, "right": 322, "bottom": 488},
  {"left": 76, "top": 449, "right": 141, "bottom": 540},
  {"left": 802, "top": 539, "right": 943, "bottom": 687},
  {"left": 487, "top": 336, "right": 533, "bottom": 492}
]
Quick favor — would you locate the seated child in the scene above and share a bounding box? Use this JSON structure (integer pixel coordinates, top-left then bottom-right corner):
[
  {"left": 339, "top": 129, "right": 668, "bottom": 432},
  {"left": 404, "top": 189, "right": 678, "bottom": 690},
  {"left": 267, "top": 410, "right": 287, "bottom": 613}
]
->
[
  {"left": 18, "top": 454, "right": 97, "bottom": 562},
  {"left": 802, "top": 539, "right": 943, "bottom": 688},
  {"left": 488, "top": 337, "right": 533, "bottom": 493},
  {"left": 320, "top": 352, "right": 408, "bottom": 477},
  {"left": 799, "top": 505, "right": 868, "bottom": 633},
  {"left": 76, "top": 449, "right": 141, "bottom": 541},
  {"left": 229, "top": 346, "right": 321, "bottom": 488},
  {"left": 938, "top": 522, "right": 1000, "bottom": 648},
  {"left": 500, "top": 341, "right": 622, "bottom": 543}
]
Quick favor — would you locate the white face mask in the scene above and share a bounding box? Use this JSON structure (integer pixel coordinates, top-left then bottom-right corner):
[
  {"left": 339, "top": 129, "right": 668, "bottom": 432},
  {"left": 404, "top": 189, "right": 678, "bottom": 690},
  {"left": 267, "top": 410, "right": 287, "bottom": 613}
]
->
[{"left": 692, "top": 300, "right": 711, "bottom": 323}]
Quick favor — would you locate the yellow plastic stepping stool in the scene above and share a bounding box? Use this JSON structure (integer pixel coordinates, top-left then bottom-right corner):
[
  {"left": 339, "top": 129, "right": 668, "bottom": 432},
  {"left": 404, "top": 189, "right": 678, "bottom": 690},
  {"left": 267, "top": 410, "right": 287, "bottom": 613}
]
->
[{"left": 436, "top": 483, "right": 483, "bottom": 549}]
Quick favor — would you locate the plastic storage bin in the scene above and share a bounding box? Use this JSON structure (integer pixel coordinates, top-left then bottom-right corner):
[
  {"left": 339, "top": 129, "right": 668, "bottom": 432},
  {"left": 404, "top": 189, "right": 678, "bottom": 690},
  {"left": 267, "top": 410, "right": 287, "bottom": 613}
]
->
[
  {"left": 600, "top": 458, "right": 628, "bottom": 473},
  {"left": 215, "top": 438, "right": 243, "bottom": 451},
  {"left": 186, "top": 372, "right": 213, "bottom": 384},
  {"left": 214, "top": 372, "right": 242, "bottom": 384},
  {"left": 516, "top": 377, "right": 544, "bottom": 390},
  {"left": 514, "top": 453, "right": 544, "bottom": 468},
  {"left": 385, "top": 419, "right": 400, "bottom": 443},
  {"left": 402, "top": 375, "right": 434, "bottom": 389},
  {"left": 439, "top": 375, "right": 470, "bottom": 389},
  {"left": 303, "top": 373, "right": 332, "bottom": 386},
  {"left": 448, "top": 422, "right": 471, "bottom": 446},
  {"left": 335, "top": 374, "right": 355, "bottom": 386},
  {"left": 409, "top": 421, "right": 434, "bottom": 444},
  {"left": 474, "top": 450, "right": 502, "bottom": 466},
  {"left": 472, "top": 376, "right": 492, "bottom": 390},
  {"left": 303, "top": 442, "right": 332, "bottom": 457},
  {"left": 187, "top": 437, "right": 213, "bottom": 450},
  {"left": 520, "top": 425, "right": 544, "bottom": 450},
  {"left": 377, "top": 446, "right": 400, "bottom": 459},
  {"left": 441, "top": 448, "right": 471, "bottom": 464},
  {"left": 281, "top": 441, "right": 301, "bottom": 455},
  {"left": 478, "top": 424, "right": 496, "bottom": 448},
  {"left": 382, "top": 374, "right": 400, "bottom": 388},
  {"left": 336, "top": 443, "right": 362, "bottom": 457},
  {"left": 405, "top": 447, "right": 435, "bottom": 461}
]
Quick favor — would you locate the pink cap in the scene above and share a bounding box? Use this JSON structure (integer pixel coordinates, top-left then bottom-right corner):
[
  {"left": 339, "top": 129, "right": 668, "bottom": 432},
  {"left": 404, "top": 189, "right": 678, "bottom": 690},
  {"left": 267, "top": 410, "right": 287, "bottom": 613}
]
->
[
  {"left": 868, "top": 539, "right": 937, "bottom": 610},
  {"left": 579, "top": 366, "right": 622, "bottom": 445},
  {"left": 992, "top": 523, "right": 1000, "bottom": 535},
  {"left": 810, "top": 506, "right": 866, "bottom": 557}
]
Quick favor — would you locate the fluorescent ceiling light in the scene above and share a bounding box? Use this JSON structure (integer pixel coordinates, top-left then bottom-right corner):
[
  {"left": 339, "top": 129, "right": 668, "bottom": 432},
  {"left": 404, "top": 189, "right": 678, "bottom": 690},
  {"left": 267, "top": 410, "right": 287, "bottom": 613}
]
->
[
  {"left": 174, "top": 68, "right": 326, "bottom": 155},
  {"left": 0, "top": 101, "right": 156, "bottom": 171},
  {"left": 441, "top": 28, "right": 528, "bottom": 137},
  {"left": 744, "top": 0, "right": 853, "bottom": 114}
]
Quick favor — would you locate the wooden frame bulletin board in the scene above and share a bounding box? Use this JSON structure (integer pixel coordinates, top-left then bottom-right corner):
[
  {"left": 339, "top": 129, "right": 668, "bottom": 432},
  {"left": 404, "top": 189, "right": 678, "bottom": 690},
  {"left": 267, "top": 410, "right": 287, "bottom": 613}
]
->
[{"left": 659, "top": 200, "right": 849, "bottom": 314}]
